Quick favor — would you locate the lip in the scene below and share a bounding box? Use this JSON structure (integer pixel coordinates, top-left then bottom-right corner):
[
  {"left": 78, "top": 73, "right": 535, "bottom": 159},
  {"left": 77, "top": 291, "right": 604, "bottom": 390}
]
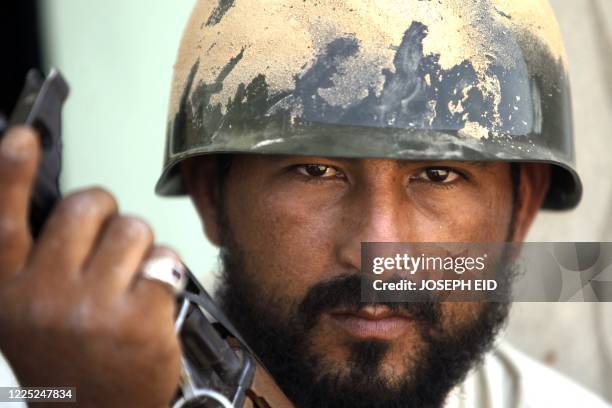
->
[{"left": 328, "top": 305, "right": 414, "bottom": 340}]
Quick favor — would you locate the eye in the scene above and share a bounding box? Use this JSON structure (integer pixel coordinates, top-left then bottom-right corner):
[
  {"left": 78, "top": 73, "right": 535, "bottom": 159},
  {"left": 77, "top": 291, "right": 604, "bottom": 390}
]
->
[
  {"left": 414, "top": 168, "right": 461, "bottom": 184},
  {"left": 296, "top": 164, "right": 343, "bottom": 179}
]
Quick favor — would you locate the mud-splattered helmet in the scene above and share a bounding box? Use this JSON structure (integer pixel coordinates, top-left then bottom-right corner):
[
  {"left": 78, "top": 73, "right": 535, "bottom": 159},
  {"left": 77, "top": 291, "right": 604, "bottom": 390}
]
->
[{"left": 156, "top": 0, "right": 580, "bottom": 210}]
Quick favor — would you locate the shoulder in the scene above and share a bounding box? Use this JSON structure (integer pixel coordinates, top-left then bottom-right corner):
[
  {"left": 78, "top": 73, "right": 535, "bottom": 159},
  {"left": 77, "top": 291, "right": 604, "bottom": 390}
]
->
[{"left": 491, "top": 342, "right": 611, "bottom": 408}]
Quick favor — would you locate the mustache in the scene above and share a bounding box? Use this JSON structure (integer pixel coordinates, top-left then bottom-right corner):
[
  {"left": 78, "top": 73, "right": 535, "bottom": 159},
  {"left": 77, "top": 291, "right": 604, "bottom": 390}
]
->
[{"left": 297, "top": 274, "right": 441, "bottom": 330}]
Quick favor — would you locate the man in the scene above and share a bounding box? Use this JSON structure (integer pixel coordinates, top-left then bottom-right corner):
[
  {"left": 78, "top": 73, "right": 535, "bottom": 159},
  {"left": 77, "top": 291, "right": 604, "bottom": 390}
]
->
[{"left": 0, "top": 0, "right": 609, "bottom": 407}]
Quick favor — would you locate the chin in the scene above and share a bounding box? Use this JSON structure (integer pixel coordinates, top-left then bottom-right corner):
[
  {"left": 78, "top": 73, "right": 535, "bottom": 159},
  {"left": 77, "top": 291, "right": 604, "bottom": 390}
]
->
[{"left": 307, "top": 319, "right": 427, "bottom": 384}]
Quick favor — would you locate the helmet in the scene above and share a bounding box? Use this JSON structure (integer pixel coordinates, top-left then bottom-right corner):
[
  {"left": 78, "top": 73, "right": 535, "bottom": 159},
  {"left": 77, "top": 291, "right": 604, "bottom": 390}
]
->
[{"left": 156, "top": 0, "right": 581, "bottom": 210}]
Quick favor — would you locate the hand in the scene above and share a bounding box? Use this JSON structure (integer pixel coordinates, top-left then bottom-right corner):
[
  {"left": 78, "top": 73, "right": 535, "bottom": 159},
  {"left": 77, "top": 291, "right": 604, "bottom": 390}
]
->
[{"left": 0, "top": 127, "right": 181, "bottom": 407}]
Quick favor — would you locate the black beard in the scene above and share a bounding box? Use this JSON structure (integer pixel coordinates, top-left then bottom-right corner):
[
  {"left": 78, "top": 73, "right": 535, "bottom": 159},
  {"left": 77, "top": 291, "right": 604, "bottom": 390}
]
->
[{"left": 215, "top": 235, "right": 510, "bottom": 408}]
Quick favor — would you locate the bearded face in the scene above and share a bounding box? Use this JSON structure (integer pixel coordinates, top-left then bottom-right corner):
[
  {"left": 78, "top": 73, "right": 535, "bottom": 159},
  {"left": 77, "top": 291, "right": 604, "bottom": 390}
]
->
[{"left": 185, "top": 155, "right": 548, "bottom": 408}]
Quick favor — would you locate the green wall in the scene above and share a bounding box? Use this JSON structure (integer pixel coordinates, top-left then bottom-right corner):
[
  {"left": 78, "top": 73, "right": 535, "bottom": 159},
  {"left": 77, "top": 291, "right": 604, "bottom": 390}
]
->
[{"left": 40, "top": 0, "right": 219, "bottom": 289}]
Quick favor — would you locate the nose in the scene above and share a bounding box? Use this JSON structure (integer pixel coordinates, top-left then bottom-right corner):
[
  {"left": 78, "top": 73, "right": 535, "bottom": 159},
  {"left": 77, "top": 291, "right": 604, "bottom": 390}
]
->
[{"left": 335, "top": 182, "right": 409, "bottom": 272}]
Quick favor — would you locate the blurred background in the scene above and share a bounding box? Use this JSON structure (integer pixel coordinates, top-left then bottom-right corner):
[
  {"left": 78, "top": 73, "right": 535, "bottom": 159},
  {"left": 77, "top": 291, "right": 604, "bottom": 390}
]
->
[{"left": 0, "top": 0, "right": 611, "bottom": 403}]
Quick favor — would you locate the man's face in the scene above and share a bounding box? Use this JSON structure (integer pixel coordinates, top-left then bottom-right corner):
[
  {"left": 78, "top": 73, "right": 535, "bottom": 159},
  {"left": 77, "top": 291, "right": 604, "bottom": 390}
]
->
[{"left": 190, "top": 156, "right": 520, "bottom": 407}]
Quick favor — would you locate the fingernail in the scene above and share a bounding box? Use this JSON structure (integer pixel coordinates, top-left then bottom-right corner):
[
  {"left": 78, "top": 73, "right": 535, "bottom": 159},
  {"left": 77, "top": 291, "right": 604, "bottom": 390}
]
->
[{"left": 1, "top": 128, "right": 34, "bottom": 160}]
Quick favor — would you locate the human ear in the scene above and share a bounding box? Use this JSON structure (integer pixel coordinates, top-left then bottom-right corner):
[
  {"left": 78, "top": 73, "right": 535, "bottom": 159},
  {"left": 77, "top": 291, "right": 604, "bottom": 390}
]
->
[
  {"left": 181, "top": 157, "right": 223, "bottom": 246},
  {"left": 510, "top": 163, "right": 552, "bottom": 242}
]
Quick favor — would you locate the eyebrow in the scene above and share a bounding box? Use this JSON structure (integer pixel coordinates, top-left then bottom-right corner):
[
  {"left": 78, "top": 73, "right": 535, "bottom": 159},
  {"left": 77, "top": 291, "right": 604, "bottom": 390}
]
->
[
  {"left": 397, "top": 160, "right": 495, "bottom": 169},
  {"left": 264, "top": 156, "right": 496, "bottom": 169}
]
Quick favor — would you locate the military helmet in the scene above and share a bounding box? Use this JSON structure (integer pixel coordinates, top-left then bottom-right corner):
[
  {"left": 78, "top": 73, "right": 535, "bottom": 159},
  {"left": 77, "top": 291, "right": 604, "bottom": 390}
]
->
[{"left": 156, "top": 0, "right": 581, "bottom": 210}]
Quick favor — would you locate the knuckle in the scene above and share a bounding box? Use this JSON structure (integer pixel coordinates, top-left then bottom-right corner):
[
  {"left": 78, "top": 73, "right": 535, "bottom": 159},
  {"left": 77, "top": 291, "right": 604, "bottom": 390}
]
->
[
  {"left": 61, "top": 294, "right": 125, "bottom": 338},
  {"left": 111, "top": 216, "right": 154, "bottom": 243},
  {"left": 0, "top": 217, "right": 22, "bottom": 242},
  {"left": 26, "top": 296, "right": 69, "bottom": 330},
  {"left": 8, "top": 126, "right": 38, "bottom": 140},
  {"left": 82, "top": 186, "right": 117, "bottom": 205},
  {"left": 76, "top": 303, "right": 117, "bottom": 336},
  {"left": 56, "top": 188, "right": 117, "bottom": 220},
  {"left": 0, "top": 126, "right": 38, "bottom": 164}
]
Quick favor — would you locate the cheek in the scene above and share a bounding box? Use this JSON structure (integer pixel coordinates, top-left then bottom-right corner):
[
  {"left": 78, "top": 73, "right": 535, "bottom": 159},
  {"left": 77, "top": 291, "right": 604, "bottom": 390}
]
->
[
  {"left": 225, "top": 182, "right": 341, "bottom": 307},
  {"left": 407, "top": 183, "right": 513, "bottom": 242},
  {"left": 439, "top": 302, "right": 482, "bottom": 334}
]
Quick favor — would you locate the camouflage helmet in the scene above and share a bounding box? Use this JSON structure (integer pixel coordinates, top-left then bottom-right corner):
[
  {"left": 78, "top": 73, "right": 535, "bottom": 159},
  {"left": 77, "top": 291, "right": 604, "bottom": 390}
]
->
[{"left": 156, "top": 0, "right": 581, "bottom": 210}]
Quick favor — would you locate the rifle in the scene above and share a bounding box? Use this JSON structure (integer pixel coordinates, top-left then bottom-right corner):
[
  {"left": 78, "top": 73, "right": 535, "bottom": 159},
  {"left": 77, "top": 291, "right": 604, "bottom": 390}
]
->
[{"left": 1, "top": 69, "right": 293, "bottom": 408}]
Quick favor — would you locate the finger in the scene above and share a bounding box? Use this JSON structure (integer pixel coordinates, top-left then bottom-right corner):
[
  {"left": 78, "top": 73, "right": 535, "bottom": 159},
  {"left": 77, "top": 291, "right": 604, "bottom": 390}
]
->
[
  {"left": 84, "top": 215, "right": 154, "bottom": 294},
  {"left": 28, "top": 188, "right": 118, "bottom": 278},
  {"left": 132, "top": 246, "right": 183, "bottom": 310},
  {"left": 0, "top": 127, "right": 40, "bottom": 281}
]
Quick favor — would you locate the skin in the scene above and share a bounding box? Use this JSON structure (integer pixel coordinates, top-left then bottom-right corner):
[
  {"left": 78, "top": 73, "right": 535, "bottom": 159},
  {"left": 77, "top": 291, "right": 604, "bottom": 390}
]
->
[
  {"left": 0, "top": 127, "right": 181, "bottom": 408},
  {"left": 183, "top": 153, "right": 550, "bottom": 389},
  {"left": 0, "top": 125, "right": 549, "bottom": 406}
]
